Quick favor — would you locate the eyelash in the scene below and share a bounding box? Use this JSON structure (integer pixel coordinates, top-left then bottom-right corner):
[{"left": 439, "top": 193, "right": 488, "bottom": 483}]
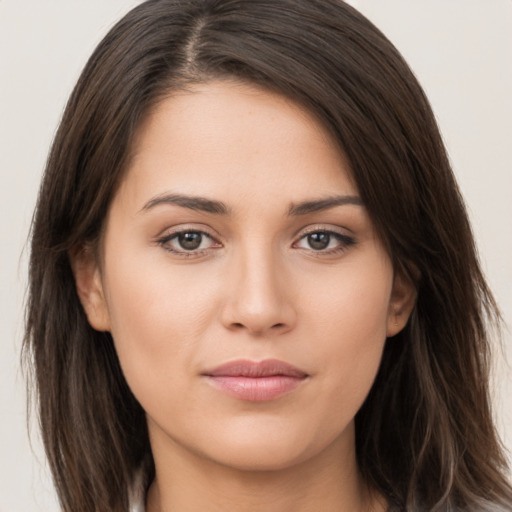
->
[
  {"left": 157, "top": 229, "right": 219, "bottom": 257},
  {"left": 293, "top": 228, "right": 356, "bottom": 256},
  {"left": 156, "top": 227, "right": 356, "bottom": 257}
]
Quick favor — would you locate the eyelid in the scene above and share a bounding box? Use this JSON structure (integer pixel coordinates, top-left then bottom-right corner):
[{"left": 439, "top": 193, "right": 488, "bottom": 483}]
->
[
  {"left": 293, "top": 223, "right": 354, "bottom": 239},
  {"left": 154, "top": 223, "right": 356, "bottom": 257},
  {"left": 156, "top": 223, "right": 221, "bottom": 240},
  {"left": 292, "top": 224, "right": 357, "bottom": 253},
  {"left": 156, "top": 224, "right": 223, "bottom": 256}
]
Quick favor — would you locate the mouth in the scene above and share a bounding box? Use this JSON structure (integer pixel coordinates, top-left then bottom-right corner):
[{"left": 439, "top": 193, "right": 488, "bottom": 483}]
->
[{"left": 202, "top": 359, "right": 308, "bottom": 401}]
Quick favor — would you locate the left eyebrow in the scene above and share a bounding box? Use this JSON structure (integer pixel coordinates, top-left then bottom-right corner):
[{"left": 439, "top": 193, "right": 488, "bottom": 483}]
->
[{"left": 288, "top": 195, "right": 363, "bottom": 216}]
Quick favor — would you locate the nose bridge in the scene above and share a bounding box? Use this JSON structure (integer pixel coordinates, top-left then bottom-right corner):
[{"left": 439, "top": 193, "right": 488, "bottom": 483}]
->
[{"left": 222, "top": 236, "right": 295, "bottom": 335}]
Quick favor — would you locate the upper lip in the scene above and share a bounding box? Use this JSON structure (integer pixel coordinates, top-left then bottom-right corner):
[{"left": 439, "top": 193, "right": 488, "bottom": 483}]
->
[{"left": 203, "top": 359, "right": 308, "bottom": 378}]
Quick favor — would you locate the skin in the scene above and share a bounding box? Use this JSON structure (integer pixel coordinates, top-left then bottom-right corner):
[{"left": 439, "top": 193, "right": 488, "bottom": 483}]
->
[{"left": 73, "top": 80, "right": 415, "bottom": 512}]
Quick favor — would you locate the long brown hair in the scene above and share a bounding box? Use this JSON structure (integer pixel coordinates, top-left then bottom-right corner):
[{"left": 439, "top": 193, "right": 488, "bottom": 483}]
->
[{"left": 24, "top": 1, "right": 512, "bottom": 511}]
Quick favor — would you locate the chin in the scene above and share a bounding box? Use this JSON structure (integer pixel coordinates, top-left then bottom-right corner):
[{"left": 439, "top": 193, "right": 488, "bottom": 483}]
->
[
  {"left": 180, "top": 418, "right": 353, "bottom": 474},
  {"left": 206, "top": 440, "right": 310, "bottom": 472}
]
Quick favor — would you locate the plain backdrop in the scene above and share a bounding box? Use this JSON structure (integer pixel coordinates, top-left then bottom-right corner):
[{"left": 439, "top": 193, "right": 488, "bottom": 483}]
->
[{"left": 1, "top": 1, "right": 511, "bottom": 510}]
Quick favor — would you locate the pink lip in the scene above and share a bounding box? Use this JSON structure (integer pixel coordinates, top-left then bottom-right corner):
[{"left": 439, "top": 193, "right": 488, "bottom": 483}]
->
[{"left": 202, "top": 359, "right": 308, "bottom": 401}]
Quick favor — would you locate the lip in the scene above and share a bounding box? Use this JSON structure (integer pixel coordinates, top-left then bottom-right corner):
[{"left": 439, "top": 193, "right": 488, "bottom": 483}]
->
[{"left": 202, "top": 359, "right": 308, "bottom": 401}]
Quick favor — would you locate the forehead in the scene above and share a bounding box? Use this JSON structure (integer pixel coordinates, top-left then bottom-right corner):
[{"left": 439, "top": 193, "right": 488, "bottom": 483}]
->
[{"left": 119, "top": 80, "right": 357, "bottom": 209}]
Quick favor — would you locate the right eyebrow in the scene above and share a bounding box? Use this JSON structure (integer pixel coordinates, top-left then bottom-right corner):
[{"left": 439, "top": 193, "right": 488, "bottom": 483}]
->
[{"left": 139, "top": 193, "right": 230, "bottom": 215}]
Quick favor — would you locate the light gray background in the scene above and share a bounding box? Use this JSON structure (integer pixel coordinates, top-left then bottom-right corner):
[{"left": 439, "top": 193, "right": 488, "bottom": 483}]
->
[{"left": 1, "top": 1, "right": 510, "bottom": 510}]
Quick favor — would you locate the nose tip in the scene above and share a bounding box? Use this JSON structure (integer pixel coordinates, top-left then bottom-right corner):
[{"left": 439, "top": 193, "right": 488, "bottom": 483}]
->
[{"left": 220, "top": 259, "right": 296, "bottom": 337}]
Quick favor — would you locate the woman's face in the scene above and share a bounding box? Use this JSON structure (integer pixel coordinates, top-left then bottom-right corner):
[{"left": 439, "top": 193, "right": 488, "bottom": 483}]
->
[{"left": 75, "top": 80, "right": 413, "bottom": 472}]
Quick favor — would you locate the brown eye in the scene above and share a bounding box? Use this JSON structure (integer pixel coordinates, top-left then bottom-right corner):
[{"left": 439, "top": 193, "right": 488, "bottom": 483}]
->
[
  {"left": 307, "top": 232, "right": 330, "bottom": 250},
  {"left": 177, "top": 232, "right": 203, "bottom": 250},
  {"left": 294, "top": 229, "right": 356, "bottom": 254},
  {"left": 158, "top": 229, "right": 219, "bottom": 255}
]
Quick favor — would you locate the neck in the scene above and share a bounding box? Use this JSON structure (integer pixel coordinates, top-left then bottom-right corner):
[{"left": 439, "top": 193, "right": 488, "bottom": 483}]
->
[{"left": 145, "top": 422, "right": 385, "bottom": 512}]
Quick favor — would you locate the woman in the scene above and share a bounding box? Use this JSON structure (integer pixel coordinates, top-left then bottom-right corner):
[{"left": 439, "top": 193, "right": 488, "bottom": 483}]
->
[{"left": 24, "top": 0, "right": 512, "bottom": 511}]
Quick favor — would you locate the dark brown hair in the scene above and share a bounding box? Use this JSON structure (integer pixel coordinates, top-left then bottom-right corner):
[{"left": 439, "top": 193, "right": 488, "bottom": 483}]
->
[{"left": 24, "top": 1, "right": 512, "bottom": 511}]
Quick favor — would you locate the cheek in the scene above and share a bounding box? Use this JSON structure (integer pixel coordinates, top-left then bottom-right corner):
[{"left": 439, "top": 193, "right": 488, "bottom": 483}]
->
[
  {"left": 101, "top": 248, "right": 222, "bottom": 401},
  {"left": 301, "top": 253, "right": 392, "bottom": 409},
  {"left": 303, "top": 251, "right": 392, "bottom": 343}
]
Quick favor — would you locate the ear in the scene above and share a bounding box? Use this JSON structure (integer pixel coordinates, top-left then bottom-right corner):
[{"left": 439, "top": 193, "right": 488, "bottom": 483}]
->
[
  {"left": 69, "top": 245, "right": 111, "bottom": 332},
  {"left": 386, "top": 271, "right": 416, "bottom": 337}
]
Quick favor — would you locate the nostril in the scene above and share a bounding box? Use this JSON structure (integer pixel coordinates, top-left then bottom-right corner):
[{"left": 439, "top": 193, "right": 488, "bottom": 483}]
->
[{"left": 230, "top": 321, "right": 286, "bottom": 332}]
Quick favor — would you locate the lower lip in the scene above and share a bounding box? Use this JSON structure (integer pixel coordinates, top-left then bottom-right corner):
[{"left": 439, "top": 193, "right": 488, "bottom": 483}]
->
[{"left": 205, "top": 375, "right": 305, "bottom": 401}]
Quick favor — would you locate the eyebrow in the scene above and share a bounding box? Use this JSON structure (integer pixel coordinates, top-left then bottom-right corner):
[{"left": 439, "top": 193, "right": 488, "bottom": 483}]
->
[
  {"left": 140, "top": 192, "right": 362, "bottom": 216},
  {"left": 140, "top": 193, "right": 230, "bottom": 215},
  {"left": 288, "top": 195, "right": 363, "bottom": 216}
]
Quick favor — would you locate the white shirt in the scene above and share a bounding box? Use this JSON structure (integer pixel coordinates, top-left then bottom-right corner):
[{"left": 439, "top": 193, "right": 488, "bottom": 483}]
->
[{"left": 129, "top": 469, "right": 146, "bottom": 512}]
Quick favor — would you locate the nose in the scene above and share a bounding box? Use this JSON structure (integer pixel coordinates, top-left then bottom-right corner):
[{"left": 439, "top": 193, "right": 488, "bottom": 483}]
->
[{"left": 220, "top": 248, "right": 297, "bottom": 337}]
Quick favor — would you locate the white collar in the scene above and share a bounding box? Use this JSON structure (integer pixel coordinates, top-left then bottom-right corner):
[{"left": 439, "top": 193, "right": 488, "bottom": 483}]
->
[{"left": 129, "top": 468, "right": 146, "bottom": 512}]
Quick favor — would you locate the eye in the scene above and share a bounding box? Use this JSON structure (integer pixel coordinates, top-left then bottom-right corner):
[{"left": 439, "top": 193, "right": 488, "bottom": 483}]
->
[
  {"left": 294, "top": 229, "right": 355, "bottom": 253},
  {"left": 158, "top": 229, "right": 220, "bottom": 254}
]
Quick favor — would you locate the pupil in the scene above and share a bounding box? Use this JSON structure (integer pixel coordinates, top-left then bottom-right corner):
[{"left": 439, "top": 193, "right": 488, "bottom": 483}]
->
[
  {"left": 178, "top": 232, "right": 202, "bottom": 250},
  {"left": 308, "top": 232, "right": 330, "bottom": 250}
]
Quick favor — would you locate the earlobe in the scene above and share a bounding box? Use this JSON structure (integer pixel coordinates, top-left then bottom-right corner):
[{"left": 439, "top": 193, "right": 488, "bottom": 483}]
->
[
  {"left": 69, "top": 245, "right": 111, "bottom": 332},
  {"left": 386, "top": 271, "right": 416, "bottom": 337}
]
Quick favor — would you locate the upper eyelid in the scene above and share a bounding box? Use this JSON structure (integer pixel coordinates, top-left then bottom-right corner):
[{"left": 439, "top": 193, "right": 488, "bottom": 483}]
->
[
  {"left": 157, "top": 224, "right": 220, "bottom": 240},
  {"left": 293, "top": 224, "right": 353, "bottom": 239},
  {"left": 157, "top": 229, "right": 221, "bottom": 257},
  {"left": 160, "top": 230, "right": 214, "bottom": 243},
  {"left": 294, "top": 230, "right": 354, "bottom": 245},
  {"left": 155, "top": 224, "right": 354, "bottom": 246},
  {"left": 293, "top": 225, "right": 356, "bottom": 247},
  {"left": 156, "top": 227, "right": 221, "bottom": 252}
]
